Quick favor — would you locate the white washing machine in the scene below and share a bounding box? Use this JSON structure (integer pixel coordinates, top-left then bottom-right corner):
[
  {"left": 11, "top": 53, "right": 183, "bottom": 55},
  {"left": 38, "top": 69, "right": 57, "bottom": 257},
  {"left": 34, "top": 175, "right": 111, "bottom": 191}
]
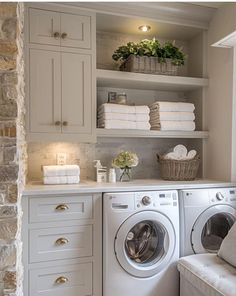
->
[
  {"left": 103, "top": 190, "right": 179, "bottom": 296},
  {"left": 179, "top": 187, "right": 236, "bottom": 257}
]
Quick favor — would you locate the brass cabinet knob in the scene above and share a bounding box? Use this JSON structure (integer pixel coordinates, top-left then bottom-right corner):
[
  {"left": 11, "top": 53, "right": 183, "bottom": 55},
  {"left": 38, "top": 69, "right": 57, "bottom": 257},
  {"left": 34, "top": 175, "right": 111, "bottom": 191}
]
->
[
  {"left": 62, "top": 121, "right": 68, "bottom": 126},
  {"left": 55, "top": 204, "right": 69, "bottom": 211},
  {"left": 55, "top": 276, "right": 68, "bottom": 284},
  {"left": 55, "top": 237, "right": 69, "bottom": 245},
  {"left": 61, "top": 32, "right": 68, "bottom": 39},
  {"left": 53, "top": 32, "right": 60, "bottom": 39},
  {"left": 55, "top": 121, "right": 61, "bottom": 126}
]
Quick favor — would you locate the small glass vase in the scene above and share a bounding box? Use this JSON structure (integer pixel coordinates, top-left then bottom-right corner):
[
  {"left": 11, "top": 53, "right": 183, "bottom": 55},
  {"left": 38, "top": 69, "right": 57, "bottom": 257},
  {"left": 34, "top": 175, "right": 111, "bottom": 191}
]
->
[{"left": 120, "top": 167, "right": 132, "bottom": 182}]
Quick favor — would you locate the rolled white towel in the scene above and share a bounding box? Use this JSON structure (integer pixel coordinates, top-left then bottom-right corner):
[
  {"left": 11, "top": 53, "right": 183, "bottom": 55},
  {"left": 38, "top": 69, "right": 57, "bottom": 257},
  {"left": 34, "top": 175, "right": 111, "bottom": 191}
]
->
[
  {"left": 186, "top": 149, "right": 197, "bottom": 160},
  {"left": 98, "top": 119, "right": 150, "bottom": 130},
  {"left": 151, "top": 121, "right": 195, "bottom": 131},
  {"left": 150, "top": 111, "right": 195, "bottom": 121},
  {"left": 98, "top": 103, "right": 149, "bottom": 114},
  {"left": 173, "top": 144, "right": 188, "bottom": 159},
  {"left": 43, "top": 175, "right": 80, "bottom": 185},
  {"left": 98, "top": 112, "right": 150, "bottom": 122},
  {"left": 150, "top": 101, "right": 195, "bottom": 112},
  {"left": 43, "top": 165, "right": 80, "bottom": 177}
]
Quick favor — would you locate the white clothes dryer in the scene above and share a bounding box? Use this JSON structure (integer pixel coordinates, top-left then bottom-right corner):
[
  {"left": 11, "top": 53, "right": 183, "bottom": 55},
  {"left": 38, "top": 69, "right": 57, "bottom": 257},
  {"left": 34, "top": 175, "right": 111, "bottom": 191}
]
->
[
  {"left": 179, "top": 187, "right": 236, "bottom": 257},
  {"left": 103, "top": 190, "right": 179, "bottom": 296}
]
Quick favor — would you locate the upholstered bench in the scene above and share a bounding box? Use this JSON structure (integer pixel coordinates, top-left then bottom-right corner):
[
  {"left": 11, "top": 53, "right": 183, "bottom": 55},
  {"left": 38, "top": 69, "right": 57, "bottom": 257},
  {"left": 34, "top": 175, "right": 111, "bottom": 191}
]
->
[{"left": 178, "top": 253, "right": 236, "bottom": 296}]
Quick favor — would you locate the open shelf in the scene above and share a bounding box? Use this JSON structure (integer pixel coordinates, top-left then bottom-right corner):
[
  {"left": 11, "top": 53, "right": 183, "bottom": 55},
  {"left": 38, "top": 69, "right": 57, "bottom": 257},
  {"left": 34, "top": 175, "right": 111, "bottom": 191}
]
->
[
  {"left": 97, "top": 69, "right": 209, "bottom": 91},
  {"left": 96, "top": 128, "right": 209, "bottom": 139}
]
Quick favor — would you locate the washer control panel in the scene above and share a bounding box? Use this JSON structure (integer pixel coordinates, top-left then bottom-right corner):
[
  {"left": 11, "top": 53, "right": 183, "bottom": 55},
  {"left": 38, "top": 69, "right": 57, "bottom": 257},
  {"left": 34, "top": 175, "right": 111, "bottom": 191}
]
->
[{"left": 135, "top": 190, "right": 178, "bottom": 209}]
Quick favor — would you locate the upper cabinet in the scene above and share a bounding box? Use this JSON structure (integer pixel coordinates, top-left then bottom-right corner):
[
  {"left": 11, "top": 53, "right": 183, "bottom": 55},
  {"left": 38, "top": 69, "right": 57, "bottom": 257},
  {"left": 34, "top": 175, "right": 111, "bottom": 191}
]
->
[
  {"left": 26, "top": 4, "right": 96, "bottom": 142},
  {"left": 29, "top": 8, "right": 91, "bottom": 49}
]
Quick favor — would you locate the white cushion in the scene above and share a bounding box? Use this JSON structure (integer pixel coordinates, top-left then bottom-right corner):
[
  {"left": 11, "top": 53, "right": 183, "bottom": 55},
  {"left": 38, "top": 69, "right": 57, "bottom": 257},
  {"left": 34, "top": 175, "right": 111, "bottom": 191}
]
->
[
  {"left": 178, "top": 254, "right": 236, "bottom": 296},
  {"left": 218, "top": 222, "right": 236, "bottom": 268}
]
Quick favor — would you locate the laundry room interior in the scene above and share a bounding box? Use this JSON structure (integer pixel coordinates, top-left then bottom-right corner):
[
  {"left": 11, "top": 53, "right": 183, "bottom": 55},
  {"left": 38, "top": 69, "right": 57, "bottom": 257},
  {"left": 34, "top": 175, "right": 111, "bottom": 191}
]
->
[{"left": 1, "top": 1, "right": 236, "bottom": 296}]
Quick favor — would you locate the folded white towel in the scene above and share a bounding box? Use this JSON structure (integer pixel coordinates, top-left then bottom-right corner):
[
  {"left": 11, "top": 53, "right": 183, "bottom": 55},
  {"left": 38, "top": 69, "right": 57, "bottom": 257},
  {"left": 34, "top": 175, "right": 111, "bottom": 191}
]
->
[
  {"left": 151, "top": 121, "right": 195, "bottom": 131},
  {"left": 98, "top": 112, "right": 150, "bottom": 122},
  {"left": 98, "top": 119, "right": 150, "bottom": 130},
  {"left": 43, "top": 175, "right": 80, "bottom": 185},
  {"left": 150, "top": 111, "right": 195, "bottom": 121},
  {"left": 43, "top": 165, "right": 80, "bottom": 177},
  {"left": 150, "top": 101, "right": 195, "bottom": 112},
  {"left": 98, "top": 103, "right": 149, "bottom": 114}
]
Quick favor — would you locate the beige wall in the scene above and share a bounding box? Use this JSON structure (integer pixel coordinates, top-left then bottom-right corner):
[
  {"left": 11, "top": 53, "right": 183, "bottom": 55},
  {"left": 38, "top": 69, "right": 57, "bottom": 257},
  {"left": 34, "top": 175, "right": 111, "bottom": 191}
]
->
[{"left": 205, "top": 3, "right": 235, "bottom": 181}]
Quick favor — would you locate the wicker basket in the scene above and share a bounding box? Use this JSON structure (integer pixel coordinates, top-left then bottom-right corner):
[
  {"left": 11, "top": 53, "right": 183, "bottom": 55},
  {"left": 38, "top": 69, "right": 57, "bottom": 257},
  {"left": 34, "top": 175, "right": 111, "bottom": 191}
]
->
[
  {"left": 157, "top": 154, "right": 200, "bottom": 181},
  {"left": 120, "top": 55, "right": 179, "bottom": 76}
]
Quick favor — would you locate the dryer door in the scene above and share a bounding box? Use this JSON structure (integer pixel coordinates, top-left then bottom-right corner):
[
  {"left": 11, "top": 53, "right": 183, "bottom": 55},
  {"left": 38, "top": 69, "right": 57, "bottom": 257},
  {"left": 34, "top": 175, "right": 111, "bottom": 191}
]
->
[
  {"left": 191, "top": 205, "right": 236, "bottom": 254},
  {"left": 114, "top": 211, "right": 176, "bottom": 278}
]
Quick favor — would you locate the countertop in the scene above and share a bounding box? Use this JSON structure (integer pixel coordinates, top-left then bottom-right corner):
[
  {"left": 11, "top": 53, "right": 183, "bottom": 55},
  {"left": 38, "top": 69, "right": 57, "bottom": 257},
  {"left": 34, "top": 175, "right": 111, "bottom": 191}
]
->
[{"left": 23, "top": 179, "right": 236, "bottom": 196}]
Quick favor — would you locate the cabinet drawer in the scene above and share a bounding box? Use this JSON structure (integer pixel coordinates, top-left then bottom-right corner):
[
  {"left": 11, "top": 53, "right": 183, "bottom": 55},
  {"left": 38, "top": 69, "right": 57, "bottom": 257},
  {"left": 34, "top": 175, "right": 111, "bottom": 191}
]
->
[
  {"left": 29, "top": 195, "right": 93, "bottom": 223},
  {"left": 29, "top": 263, "right": 92, "bottom": 296},
  {"left": 29, "top": 225, "right": 92, "bottom": 263}
]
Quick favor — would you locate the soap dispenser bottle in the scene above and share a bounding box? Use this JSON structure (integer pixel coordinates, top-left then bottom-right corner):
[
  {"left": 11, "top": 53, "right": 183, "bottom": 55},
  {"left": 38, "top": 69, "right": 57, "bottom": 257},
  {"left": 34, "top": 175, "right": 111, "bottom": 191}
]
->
[{"left": 94, "top": 160, "right": 107, "bottom": 183}]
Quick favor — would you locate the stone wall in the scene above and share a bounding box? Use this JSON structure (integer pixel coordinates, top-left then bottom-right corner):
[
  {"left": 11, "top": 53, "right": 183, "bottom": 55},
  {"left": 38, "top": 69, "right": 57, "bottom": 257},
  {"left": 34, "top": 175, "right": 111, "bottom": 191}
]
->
[{"left": 0, "top": 3, "right": 25, "bottom": 296}]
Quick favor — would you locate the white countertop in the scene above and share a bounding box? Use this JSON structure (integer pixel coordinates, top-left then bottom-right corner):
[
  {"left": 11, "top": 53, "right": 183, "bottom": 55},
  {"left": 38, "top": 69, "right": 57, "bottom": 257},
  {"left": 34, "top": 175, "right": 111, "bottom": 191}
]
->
[{"left": 23, "top": 179, "right": 236, "bottom": 196}]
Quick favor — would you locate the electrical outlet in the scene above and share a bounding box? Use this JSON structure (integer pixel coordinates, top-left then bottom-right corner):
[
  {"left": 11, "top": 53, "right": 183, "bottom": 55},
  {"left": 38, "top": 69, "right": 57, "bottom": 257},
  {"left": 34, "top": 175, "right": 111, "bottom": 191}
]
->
[{"left": 57, "top": 153, "right": 67, "bottom": 165}]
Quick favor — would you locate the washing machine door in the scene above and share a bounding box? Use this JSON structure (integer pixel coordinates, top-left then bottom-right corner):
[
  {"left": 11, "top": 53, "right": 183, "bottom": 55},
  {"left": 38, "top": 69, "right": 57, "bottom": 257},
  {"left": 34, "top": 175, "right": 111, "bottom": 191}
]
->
[
  {"left": 114, "top": 210, "right": 176, "bottom": 278},
  {"left": 191, "top": 205, "right": 236, "bottom": 254}
]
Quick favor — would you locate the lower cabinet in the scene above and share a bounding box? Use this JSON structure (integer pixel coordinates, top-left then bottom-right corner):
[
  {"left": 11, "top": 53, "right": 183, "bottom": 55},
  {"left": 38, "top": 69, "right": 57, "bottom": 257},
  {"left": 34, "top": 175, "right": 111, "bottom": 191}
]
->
[{"left": 22, "top": 193, "right": 102, "bottom": 296}]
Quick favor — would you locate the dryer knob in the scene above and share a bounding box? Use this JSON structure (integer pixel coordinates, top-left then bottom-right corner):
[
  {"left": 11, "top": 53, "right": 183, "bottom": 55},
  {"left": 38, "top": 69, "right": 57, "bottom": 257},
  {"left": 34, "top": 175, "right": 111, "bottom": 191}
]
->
[
  {"left": 142, "top": 196, "right": 152, "bottom": 206},
  {"left": 216, "top": 192, "right": 224, "bottom": 201}
]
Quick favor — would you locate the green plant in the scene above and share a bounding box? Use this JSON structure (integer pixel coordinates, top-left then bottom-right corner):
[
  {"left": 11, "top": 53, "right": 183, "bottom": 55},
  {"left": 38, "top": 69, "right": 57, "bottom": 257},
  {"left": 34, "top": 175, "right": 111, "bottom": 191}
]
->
[
  {"left": 112, "top": 39, "right": 186, "bottom": 66},
  {"left": 161, "top": 41, "right": 186, "bottom": 66}
]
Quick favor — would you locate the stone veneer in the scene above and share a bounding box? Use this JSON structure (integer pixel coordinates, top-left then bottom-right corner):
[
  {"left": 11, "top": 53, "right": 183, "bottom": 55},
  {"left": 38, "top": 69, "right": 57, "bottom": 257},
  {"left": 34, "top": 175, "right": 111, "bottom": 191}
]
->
[{"left": 0, "top": 3, "right": 26, "bottom": 296}]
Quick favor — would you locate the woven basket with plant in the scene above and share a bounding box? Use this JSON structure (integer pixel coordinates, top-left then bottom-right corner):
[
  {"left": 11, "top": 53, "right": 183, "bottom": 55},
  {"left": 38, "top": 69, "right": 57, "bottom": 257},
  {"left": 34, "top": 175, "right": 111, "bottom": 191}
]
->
[{"left": 112, "top": 39, "right": 186, "bottom": 76}]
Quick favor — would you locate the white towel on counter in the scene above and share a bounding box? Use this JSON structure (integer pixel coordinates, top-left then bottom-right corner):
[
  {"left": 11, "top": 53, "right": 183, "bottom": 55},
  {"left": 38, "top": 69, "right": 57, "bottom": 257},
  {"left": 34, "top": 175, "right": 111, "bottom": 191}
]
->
[
  {"left": 98, "top": 119, "right": 150, "bottom": 130},
  {"left": 150, "top": 101, "right": 195, "bottom": 112},
  {"left": 151, "top": 121, "right": 195, "bottom": 131},
  {"left": 98, "top": 103, "right": 149, "bottom": 114},
  {"left": 43, "top": 175, "right": 80, "bottom": 185},
  {"left": 150, "top": 111, "right": 195, "bottom": 121},
  {"left": 43, "top": 165, "right": 80, "bottom": 177},
  {"left": 98, "top": 112, "right": 150, "bottom": 122}
]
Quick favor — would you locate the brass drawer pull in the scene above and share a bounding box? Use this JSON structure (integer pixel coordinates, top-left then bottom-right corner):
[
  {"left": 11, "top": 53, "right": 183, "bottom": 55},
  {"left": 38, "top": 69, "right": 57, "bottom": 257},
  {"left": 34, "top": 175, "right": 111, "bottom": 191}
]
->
[
  {"left": 55, "top": 276, "right": 68, "bottom": 284},
  {"left": 62, "top": 121, "right": 68, "bottom": 126},
  {"left": 55, "top": 204, "right": 69, "bottom": 211},
  {"left": 55, "top": 237, "right": 69, "bottom": 245},
  {"left": 53, "top": 32, "right": 60, "bottom": 39},
  {"left": 61, "top": 32, "right": 68, "bottom": 39}
]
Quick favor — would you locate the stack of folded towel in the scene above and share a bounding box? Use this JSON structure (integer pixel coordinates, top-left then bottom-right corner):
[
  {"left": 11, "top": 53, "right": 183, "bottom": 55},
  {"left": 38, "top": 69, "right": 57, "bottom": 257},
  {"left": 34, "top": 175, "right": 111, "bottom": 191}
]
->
[
  {"left": 149, "top": 101, "right": 195, "bottom": 131},
  {"left": 97, "top": 103, "right": 150, "bottom": 130},
  {"left": 43, "top": 165, "right": 80, "bottom": 185}
]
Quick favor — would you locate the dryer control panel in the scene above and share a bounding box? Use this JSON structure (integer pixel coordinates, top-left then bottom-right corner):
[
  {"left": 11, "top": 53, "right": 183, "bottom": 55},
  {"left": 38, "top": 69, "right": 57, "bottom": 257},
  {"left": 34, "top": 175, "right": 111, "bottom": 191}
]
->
[
  {"left": 209, "top": 188, "right": 236, "bottom": 205},
  {"left": 180, "top": 187, "right": 236, "bottom": 207}
]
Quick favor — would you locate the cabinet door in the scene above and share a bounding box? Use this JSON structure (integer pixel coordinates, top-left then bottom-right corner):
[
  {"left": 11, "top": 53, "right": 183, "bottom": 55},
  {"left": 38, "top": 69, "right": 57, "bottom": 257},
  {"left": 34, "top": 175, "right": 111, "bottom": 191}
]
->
[
  {"left": 61, "top": 52, "right": 92, "bottom": 134},
  {"left": 29, "top": 49, "right": 61, "bottom": 133},
  {"left": 60, "top": 13, "right": 91, "bottom": 49},
  {"left": 29, "top": 8, "right": 61, "bottom": 46}
]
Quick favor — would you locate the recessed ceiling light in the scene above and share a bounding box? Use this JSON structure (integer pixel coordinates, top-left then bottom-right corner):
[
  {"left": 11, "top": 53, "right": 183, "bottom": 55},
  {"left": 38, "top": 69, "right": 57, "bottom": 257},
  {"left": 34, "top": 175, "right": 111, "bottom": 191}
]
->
[{"left": 138, "top": 25, "right": 151, "bottom": 32}]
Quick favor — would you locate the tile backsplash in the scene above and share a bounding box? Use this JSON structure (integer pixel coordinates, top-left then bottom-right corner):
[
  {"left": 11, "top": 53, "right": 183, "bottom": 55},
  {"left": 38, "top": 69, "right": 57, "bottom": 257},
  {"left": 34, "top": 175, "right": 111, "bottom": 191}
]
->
[{"left": 27, "top": 138, "right": 201, "bottom": 181}]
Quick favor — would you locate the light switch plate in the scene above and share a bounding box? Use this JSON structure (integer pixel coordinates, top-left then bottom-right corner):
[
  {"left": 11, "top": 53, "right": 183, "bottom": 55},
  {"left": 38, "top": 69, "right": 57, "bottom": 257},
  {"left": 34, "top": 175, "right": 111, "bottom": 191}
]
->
[{"left": 57, "top": 153, "right": 67, "bottom": 165}]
